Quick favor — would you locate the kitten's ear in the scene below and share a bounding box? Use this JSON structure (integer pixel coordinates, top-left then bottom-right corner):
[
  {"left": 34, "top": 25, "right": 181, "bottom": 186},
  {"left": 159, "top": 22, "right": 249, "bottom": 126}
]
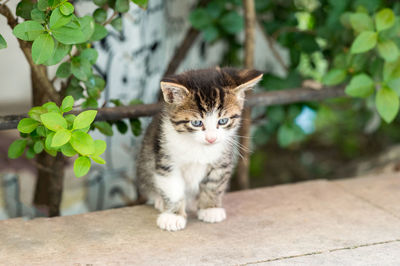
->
[
  {"left": 233, "top": 69, "right": 263, "bottom": 97},
  {"left": 160, "top": 82, "right": 189, "bottom": 104}
]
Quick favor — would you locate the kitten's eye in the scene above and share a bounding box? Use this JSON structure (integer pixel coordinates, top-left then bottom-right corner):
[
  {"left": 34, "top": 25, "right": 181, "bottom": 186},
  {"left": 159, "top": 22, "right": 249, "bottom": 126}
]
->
[
  {"left": 218, "top": 118, "right": 229, "bottom": 125},
  {"left": 191, "top": 120, "right": 203, "bottom": 127}
]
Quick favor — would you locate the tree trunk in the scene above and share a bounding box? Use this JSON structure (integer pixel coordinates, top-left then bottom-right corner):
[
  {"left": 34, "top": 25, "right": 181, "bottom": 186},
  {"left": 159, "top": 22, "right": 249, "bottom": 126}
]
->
[
  {"left": 236, "top": 0, "right": 256, "bottom": 190},
  {"left": 31, "top": 66, "right": 64, "bottom": 217}
]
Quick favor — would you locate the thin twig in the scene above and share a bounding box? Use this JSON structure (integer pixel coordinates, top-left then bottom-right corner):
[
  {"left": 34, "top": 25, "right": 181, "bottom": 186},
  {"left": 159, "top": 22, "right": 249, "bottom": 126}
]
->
[
  {"left": 103, "top": 11, "right": 118, "bottom": 26},
  {"left": 236, "top": 0, "right": 256, "bottom": 189}
]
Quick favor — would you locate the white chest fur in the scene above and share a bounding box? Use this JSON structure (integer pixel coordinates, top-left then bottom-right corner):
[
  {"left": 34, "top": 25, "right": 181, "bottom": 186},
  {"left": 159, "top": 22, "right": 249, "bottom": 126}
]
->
[{"left": 161, "top": 120, "right": 229, "bottom": 195}]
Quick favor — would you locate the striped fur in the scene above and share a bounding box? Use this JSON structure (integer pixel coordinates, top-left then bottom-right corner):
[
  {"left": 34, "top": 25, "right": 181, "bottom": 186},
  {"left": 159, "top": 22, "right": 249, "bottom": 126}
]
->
[{"left": 136, "top": 67, "right": 263, "bottom": 231}]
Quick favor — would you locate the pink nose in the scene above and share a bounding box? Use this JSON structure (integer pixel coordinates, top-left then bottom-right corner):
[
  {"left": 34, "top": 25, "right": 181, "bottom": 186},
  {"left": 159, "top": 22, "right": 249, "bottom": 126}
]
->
[{"left": 206, "top": 136, "right": 217, "bottom": 144}]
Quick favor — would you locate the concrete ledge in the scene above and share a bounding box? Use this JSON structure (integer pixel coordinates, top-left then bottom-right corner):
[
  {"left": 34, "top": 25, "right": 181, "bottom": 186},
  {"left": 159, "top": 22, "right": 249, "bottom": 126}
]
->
[{"left": 0, "top": 174, "right": 399, "bottom": 265}]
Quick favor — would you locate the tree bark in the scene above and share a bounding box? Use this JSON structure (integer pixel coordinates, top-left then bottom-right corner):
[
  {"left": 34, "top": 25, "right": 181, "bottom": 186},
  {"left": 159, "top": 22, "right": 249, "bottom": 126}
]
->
[{"left": 237, "top": 0, "right": 256, "bottom": 189}]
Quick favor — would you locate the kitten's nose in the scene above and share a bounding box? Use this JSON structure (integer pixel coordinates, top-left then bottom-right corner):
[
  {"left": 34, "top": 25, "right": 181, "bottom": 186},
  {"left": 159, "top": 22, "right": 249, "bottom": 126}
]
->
[{"left": 206, "top": 136, "right": 217, "bottom": 144}]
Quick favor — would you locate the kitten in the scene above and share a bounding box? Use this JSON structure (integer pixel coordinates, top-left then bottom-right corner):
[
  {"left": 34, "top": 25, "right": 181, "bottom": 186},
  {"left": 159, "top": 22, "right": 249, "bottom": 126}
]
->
[{"left": 136, "top": 67, "right": 263, "bottom": 231}]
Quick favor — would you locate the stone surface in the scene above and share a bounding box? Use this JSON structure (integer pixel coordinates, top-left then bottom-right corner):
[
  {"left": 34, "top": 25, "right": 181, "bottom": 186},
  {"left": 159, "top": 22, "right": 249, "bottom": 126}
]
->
[
  {"left": 335, "top": 173, "right": 400, "bottom": 219},
  {"left": 0, "top": 175, "right": 399, "bottom": 265},
  {"left": 261, "top": 241, "right": 400, "bottom": 265}
]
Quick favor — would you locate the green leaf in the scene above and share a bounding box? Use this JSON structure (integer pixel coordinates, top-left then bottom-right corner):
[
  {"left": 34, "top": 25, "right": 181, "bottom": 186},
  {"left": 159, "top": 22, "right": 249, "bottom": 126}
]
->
[
  {"left": 40, "top": 112, "right": 68, "bottom": 131},
  {"left": 36, "top": 125, "right": 47, "bottom": 136},
  {"left": 219, "top": 11, "right": 244, "bottom": 34},
  {"left": 116, "top": 120, "right": 128, "bottom": 134},
  {"left": 26, "top": 147, "right": 36, "bottom": 159},
  {"left": 16, "top": 0, "right": 35, "bottom": 19},
  {"left": 33, "top": 140, "right": 44, "bottom": 154},
  {"left": 345, "top": 73, "right": 375, "bottom": 98},
  {"left": 383, "top": 59, "right": 400, "bottom": 81},
  {"left": 375, "top": 8, "right": 395, "bottom": 32},
  {"left": 116, "top": 0, "right": 130, "bottom": 12},
  {"left": 94, "top": 0, "right": 107, "bottom": 6},
  {"left": 79, "top": 16, "right": 95, "bottom": 42},
  {"left": 85, "top": 75, "right": 105, "bottom": 91},
  {"left": 66, "top": 84, "right": 84, "bottom": 100},
  {"left": 380, "top": 17, "right": 400, "bottom": 40},
  {"left": 43, "top": 102, "right": 61, "bottom": 113},
  {"left": 52, "top": 129, "right": 71, "bottom": 147},
  {"left": 28, "top": 106, "right": 48, "bottom": 121},
  {"left": 37, "top": 0, "right": 49, "bottom": 11},
  {"left": 71, "top": 58, "right": 92, "bottom": 81},
  {"left": 189, "top": 8, "right": 210, "bottom": 30},
  {"left": 94, "top": 139, "right": 106, "bottom": 155},
  {"left": 60, "top": 2, "right": 74, "bottom": 16},
  {"left": 322, "top": 68, "right": 347, "bottom": 85},
  {"left": 65, "top": 114, "right": 76, "bottom": 125},
  {"left": 70, "top": 131, "right": 95, "bottom": 155},
  {"left": 52, "top": 23, "right": 86, "bottom": 44},
  {"left": 56, "top": 62, "right": 71, "bottom": 78},
  {"left": 129, "top": 99, "right": 143, "bottom": 105},
  {"left": 93, "top": 121, "right": 113, "bottom": 136},
  {"left": 74, "top": 156, "right": 91, "bottom": 177},
  {"left": 18, "top": 118, "right": 39, "bottom": 133},
  {"left": 91, "top": 155, "right": 105, "bottom": 164},
  {"left": 81, "top": 48, "right": 98, "bottom": 64},
  {"left": 131, "top": 0, "right": 147, "bottom": 9},
  {"left": 61, "top": 142, "right": 77, "bottom": 157},
  {"left": 90, "top": 23, "right": 108, "bottom": 42},
  {"left": 31, "top": 8, "right": 46, "bottom": 23},
  {"left": 61, "top": 95, "right": 74, "bottom": 112},
  {"left": 206, "top": 1, "right": 223, "bottom": 19},
  {"left": 377, "top": 40, "right": 399, "bottom": 62},
  {"left": 88, "top": 87, "right": 100, "bottom": 99},
  {"left": 349, "top": 13, "right": 374, "bottom": 32},
  {"left": 111, "top": 17, "right": 122, "bottom": 31},
  {"left": 44, "top": 147, "right": 57, "bottom": 157},
  {"left": 350, "top": 31, "right": 377, "bottom": 54},
  {"left": 82, "top": 98, "right": 98, "bottom": 109},
  {"left": 376, "top": 86, "right": 400, "bottom": 123},
  {"left": 0, "top": 34, "right": 6, "bottom": 49},
  {"left": 130, "top": 118, "right": 141, "bottom": 136},
  {"left": 111, "top": 99, "right": 122, "bottom": 106},
  {"left": 50, "top": 7, "right": 72, "bottom": 29},
  {"left": 73, "top": 110, "right": 97, "bottom": 130},
  {"left": 8, "top": 139, "right": 27, "bottom": 159},
  {"left": 32, "top": 33, "right": 55, "bottom": 65},
  {"left": 93, "top": 8, "right": 107, "bottom": 23},
  {"left": 45, "top": 42, "right": 71, "bottom": 66},
  {"left": 203, "top": 26, "right": 219, "bottom": 42},
  {"left": 13, "top": 21, "right": 45, "bottom": 41}
]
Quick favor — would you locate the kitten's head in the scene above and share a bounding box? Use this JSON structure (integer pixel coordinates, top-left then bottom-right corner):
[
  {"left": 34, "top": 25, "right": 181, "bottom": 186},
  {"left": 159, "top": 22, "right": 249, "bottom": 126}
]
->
[{"left": 160, "top": 67, "right": 263, "bottom": 145}]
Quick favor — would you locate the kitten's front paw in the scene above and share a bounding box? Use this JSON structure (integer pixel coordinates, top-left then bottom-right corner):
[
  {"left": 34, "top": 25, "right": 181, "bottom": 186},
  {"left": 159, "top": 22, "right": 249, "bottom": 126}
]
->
[
  {"left": 157, "top": 213, "right": 186, "bottom": 231},
  {"left": 198, "top": 208, "right": 226, "bottom": 223}
]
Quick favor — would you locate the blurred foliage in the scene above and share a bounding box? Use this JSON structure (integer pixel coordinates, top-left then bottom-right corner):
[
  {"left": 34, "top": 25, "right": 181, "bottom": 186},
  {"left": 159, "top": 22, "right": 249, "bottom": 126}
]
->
[{"left": 190, "top": 0, "right": 400, "bottom": 184}]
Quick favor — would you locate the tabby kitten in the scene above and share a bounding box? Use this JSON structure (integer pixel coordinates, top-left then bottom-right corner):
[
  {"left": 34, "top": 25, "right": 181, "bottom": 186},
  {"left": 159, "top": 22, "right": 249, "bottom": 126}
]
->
[{"left": 136, "top": 67, "right": 263, "bottom": 231}]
